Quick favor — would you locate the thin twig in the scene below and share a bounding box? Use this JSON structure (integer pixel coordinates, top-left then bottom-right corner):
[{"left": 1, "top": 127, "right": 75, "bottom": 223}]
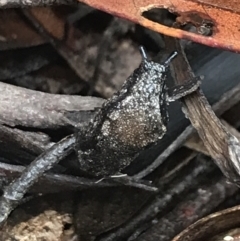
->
[
  {"left": 0, "top": 162, "right": 150, "bottom": 193},
  {"left": 0, "top": 134, "right": 75, "bottom": 224}
]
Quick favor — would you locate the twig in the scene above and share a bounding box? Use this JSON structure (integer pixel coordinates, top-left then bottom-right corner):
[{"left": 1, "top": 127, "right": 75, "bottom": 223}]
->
[
  {"left": 0, "top": 162, "right": 154, "bottom": 193},
  {"left": 0, "top": 134, "right": 75, "bottom": 224},
  {"left": 0, "top": 82, "right": 104, "bottom": 129},
  {"left": 0, "top": 124, "right": 51, "bottom": 157}
]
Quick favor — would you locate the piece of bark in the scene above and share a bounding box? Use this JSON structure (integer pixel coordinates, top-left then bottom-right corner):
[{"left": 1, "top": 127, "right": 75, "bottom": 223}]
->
[{"left": 166, "top": 37, "right": 240, "bottom": 185}]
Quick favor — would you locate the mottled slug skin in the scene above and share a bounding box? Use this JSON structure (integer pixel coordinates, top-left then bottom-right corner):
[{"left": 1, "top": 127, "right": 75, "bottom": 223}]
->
[{"left": 76, "top": 58, "right": 169, "bottom": 176}]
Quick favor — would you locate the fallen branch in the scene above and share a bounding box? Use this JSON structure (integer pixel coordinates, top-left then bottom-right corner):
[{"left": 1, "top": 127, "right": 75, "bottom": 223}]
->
[{"left": 0, "top": 82, "right": 104, "bottom": 129}]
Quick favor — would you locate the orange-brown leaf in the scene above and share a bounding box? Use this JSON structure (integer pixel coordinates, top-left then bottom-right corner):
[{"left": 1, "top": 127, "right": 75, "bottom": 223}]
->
[{"left": 78, "top": 0, "right": 240, "bottom": 52}]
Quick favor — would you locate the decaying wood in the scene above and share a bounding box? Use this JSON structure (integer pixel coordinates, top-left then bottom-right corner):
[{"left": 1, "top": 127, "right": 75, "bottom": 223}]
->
[
  {"left": 0, "top": 82, "right": 104, "bottom": 172},
  {"left": 0, "top": 46, "right": 240, "bottom": 233}
]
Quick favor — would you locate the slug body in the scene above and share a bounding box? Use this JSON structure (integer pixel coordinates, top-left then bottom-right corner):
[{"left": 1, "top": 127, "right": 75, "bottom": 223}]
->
[{"left": 76, "top": 49, "right": 176, "bottom": 177}]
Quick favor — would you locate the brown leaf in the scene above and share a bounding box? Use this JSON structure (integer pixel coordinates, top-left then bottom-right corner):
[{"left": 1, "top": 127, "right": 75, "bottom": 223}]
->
[
  {"left": 78, "top": 0, "right": 240, "bottom": 52},
  {"left": 0, "top": 9, "right": 44, "bottom": 50}
]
